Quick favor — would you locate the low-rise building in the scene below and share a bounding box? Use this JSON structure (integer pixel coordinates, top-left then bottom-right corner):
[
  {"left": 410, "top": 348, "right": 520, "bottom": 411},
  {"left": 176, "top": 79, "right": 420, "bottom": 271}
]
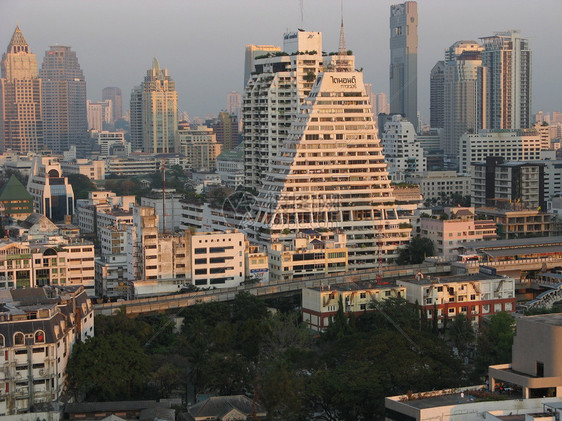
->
[
  {"left": 420, "top": 207, "right": 497, "bottom": 257},
  {"left": 217, "top": 144, "right": 245, "bottom": 188},
  {"left": 178, "top": 125, "right": 221, "bottom": 172},
  {"left": 0, "top": 286, "right": 94, "bottom": 416},
  {"left": 27, "top": 157, "right": 74, "bottom": 222},
  {"left": 95, "top": 253, "right": 128, "bottom": 298},
  {"left": 0, "top": 174, "right": 34, "bottom": 220},
  {"left": 268, "top": 230, "right": 348, "bottom": 282},
  {"left": 190, "top": 230, "right": 245, "bottom": 288},
  {"left": 61, "top": 159, "right": 105, "bottom": 181},
  {"left": 397, "top": 272, "right": 516, "bottom": 328},
  {"left": 141, "top": 191, "right": 183, "bottom": 232},
  {"left": 489, "top": 313, "right": 562, "bottom": 398},
  {"left": 475, "top": 207, "right": 553, "bottom": 240},
  {"left": 405, "top": 171, "right": 471, "bottom": 204},
  {"left": 245, "top": 243, "right": 269, "bottom": 283},
  {"left": 472, "top": 157, "right": 545, "bottom": 210},
  {"left": 302, "top": 281, "right": 406, "bottom": 332}
]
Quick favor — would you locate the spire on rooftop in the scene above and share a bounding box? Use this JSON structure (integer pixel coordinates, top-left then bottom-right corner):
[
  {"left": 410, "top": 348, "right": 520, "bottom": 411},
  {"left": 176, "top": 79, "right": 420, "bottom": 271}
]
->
[
  {"left": 7, "top": 26, "right": 29, "bottom": 54},
  {"left": 338, "top": 17, "right": 346, "bottom": 55}
]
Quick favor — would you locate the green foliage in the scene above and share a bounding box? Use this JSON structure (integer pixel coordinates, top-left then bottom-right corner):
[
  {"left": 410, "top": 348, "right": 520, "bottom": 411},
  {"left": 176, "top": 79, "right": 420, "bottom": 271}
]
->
[
  {"left": 67, "top": 173, "right": 98, "bottom": 200},
  {"left": 396, "top": 237, "right": 435, "bottom": 265},
  {"left": 475, "top": 312, "right": 515, "bottom": 374},
  {"left": 446, "top": 314, "right": 475, "bottom": 357},
  {"left": 67, "top": 334, "right": 150, "bottom": 401}
]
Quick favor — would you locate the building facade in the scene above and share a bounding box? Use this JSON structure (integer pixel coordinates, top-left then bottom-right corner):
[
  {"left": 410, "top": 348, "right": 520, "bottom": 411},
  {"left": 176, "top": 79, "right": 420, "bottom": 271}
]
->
[
  {"left": 248, "top": 39, "right": 412, "bottom": 269},
  {"left": 479, "top": 30, "right": 532, "bottom": 130},
  {"left": 398, "top": 272, "right": 516, "bottom": 328},
  {"left": 459, "top": 129, "right": 544, "bottom": 175},
  {"left": 420, "top": 207, "right": 497, "bottom": 257},
  {"left": 243, "top": 44, "right": 282, "bottom": 88},
  {"left": 243, "top": 30, "right": 323, "bottom": 190},
  {"left": 102, "top": 86, "right": 123, "bottom": 123},
  {"left": 382, "top": 114, "right": 426, "bottom": 181},
  {"left": 27, "top": 157, "right": 74, "bottom": 222},
  {"left": 0, "top": 286, "right": 94, "bottom": 416},
  {"left": 389, "top": 1, "right": 418, "bottom": 131},
  {"left": 39, "top": 45, "right": 87, "bottom": 154},
  {"left": 443, "top": 41, "right": 483, "bottom": 157},
  {"left": 130, "top": 58, "right": 178, "bottom": 154},
  {"left": 472, "top": 157, "right": 545, "bottom": 210},
  {"left": 302, "top": 282, "right": 406, "bottom": 332},
  {"left": 178, "top": 125, "right": 221, "bottom": 172},
  {"left": 0, "top": 26, "right": 43, "bottom": 153}
]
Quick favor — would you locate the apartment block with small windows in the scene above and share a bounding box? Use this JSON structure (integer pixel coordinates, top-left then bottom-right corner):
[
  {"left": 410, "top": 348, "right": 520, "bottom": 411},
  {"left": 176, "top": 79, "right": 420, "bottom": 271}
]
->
[
  {"left": 475, "top": 207, "right": 553, "bottom": 240},
  {"left": 420, "top": 207, "right": 497, "bottom": 257},
  {"left": 0, "top": 285, "right": 94, "bottom": 416},
  {"left": 406, "top": 171, "right": 471, "bottom": 203},
  {"left": 191, "top": 230, "right": 245, "bottom": 288},
  {"left": 302, "top": 281, "right": 406, "bottom": 332},
  {"left": 458, "top": 129, "right": 546, "bottom": 175},
  {"left": 398, "top": 273, "right": 516, "bottom": 328},
  {"left": 268, "top": 230, "right": 348, "bottom": 282}
]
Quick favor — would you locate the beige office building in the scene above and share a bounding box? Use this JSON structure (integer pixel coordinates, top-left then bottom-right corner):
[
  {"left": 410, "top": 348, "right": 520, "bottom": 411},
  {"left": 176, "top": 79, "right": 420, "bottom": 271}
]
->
[{"left": 0, "top": 26, "right": 43, "bottom": 153}]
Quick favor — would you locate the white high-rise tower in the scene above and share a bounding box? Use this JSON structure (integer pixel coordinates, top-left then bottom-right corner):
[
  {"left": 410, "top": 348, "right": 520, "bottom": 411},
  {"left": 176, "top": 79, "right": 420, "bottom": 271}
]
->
[{"left": 248, "top": 25, "right": 412, "bottom": 269}]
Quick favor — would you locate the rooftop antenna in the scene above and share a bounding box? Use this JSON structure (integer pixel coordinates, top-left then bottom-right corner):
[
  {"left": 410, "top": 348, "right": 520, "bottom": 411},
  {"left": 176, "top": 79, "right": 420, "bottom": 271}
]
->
[{"left": 338, "top": 0, "right": 346, "bottom": 55}]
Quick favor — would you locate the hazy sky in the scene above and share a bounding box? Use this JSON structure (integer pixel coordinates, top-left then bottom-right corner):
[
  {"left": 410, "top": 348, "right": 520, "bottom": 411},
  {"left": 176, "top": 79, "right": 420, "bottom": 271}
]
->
[{"left": 1, "top": 0, "right": 561, "bottom": 122}]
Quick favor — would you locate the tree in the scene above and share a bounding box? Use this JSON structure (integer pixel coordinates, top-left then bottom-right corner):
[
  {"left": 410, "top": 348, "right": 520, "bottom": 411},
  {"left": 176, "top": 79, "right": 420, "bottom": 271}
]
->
[
  {"left": 67, "top": 173, "right": 97, "bottom": 200},
  {"left": 324, "top": 295, "right": 352, "bottom": 340},
  {"left": 475, "top": 312, "right": 515, "bottom": 374},
  {"left": 397, "top": 237, "right": 435, "bottom": 265},
  {"left": 67, "top": 334, "right": 150, "bottom": 401},
  {"left": 446, "top": 314, "right": 475, "bottom": 358}
]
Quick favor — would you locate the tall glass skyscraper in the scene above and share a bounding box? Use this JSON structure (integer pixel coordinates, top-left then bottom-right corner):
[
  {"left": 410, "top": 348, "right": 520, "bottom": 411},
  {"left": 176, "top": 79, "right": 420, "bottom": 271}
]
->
[
  {"left": 389, "top": 1, "right": 418, "bottom": 131},
  {"left": 39, "top": 45, "right": 87, "bottom": 154},
  {"left": 0, "top": 26, "right": 43, "bottom": 153}
]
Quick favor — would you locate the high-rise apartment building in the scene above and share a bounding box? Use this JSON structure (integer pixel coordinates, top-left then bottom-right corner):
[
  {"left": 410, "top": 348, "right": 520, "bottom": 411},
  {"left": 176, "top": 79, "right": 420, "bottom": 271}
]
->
[
  {"left": 244, "top": 44, "right": 282, "bottom": 88},
  {"left": 243, "top": 30, "right": 324, "bottom": 190},
  {"left": 429, "top": 60, "right": 445, "bottom": 129},
  {"left": 443, "top": 41, "right": 484, "bottom": 156},
  {"left": 102, "top": 86, "right": 123, "bottom": 123},
  {"left": 227, "top": 91, "right": 242, "bottom": 126},
  {"left": 130, "top": 58, "right": 178, "bottom": 154},
  {"left": 382, "top": 114, "right": 426, "bottom": 181},
  {"left": 212, "top": 111, "right": 239, "bottom": 152},
  {"left": 479, "top": 30, "right": 531, "bottom": 130},
  {"left": 86, "top": 99, "right": 112, "bottom": 131},
  {"left": 0, "top": 26, "right": 43, "bottom": 153},
  {"left": 39, "top": 45, "right": 87, "bottom": 154},
  {"left": 248, "top": 30, "right": 412, "bottom": 269},
  {"left": 389, "top": 1, "right": 418, "bottom": 131}
]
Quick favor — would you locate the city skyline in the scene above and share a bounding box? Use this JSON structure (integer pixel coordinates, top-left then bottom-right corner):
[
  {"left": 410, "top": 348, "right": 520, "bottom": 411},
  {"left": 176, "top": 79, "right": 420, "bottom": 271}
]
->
[{"left": 1, "top": 0, "right": 561, "bottom": 122}]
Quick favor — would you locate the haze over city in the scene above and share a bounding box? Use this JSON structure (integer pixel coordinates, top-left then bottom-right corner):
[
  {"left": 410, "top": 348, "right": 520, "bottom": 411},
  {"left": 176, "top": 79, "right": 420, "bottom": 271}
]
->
[{"left": 1, "top": 0, "right": 561, "bottom": 121}]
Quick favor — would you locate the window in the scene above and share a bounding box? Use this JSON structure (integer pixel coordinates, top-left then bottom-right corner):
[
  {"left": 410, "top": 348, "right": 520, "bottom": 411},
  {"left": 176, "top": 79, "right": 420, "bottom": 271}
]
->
[
  {"left": 0, "top": 334, "right": 4, "bottom": 347},
  {"left": 194, "top": 248, "right": 206, "bottom": 254},
  {"left": 194, "top": 269, "right": 207, "bottom": 275},
  {"left": 35, "top": 331, "right": 45, "bottom": 344},
  {"left": 194, "top": 258, "right": 207, "bottom": 264},
  {"left": 360, "top": 292, "right": 366, "bottom": 299},
  {"left": 448, "top": 308, "right": 455, "bottom": 314},
  {"left": 536, "top": 361, "right": 544, "bottom": 377},
  {"left": 360, "top": 304, "right": 366, "bottom": 310},
  {"left": 14, "top": 332, "right": 24, "bottom": 346}
]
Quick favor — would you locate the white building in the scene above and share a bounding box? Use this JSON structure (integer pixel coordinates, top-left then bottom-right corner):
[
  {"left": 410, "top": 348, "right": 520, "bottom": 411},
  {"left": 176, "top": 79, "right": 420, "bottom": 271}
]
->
[
  {"left": 104, "top": 155, "right": 159, "bottom": 176},
  {"left": 126, "top": 206, "right": 191, "bottom": 282},
  {"left": 406, "top": 171, "right": 471, "bottom": 203},
  {"left": 90, "top": 130, "right": 129, "bottom": 157},
  {"left": 141, "top": 192, "right": 183, "bottom": 232},
  {"left": 248, "top": 32, "right": 411, "bottom": 268},
  {"left": 0, "top": 286, "right": 94, "bottom": 416},
  {"left": 217, "top": 144, "right": 245, "bottom": 188},
  {"left": 178, "top": 125, "right": 221, "bottom": 172},
  {"left": 86, "top": 99, "right": 112, "bottom": 131},
  {"left": 61, "top": 158, "right": 105, "bottom": 180},
  {"left": 382, "top": 114, "right": 427, "bottom": 181},
  {"left": 243, "top": 30, "right": 324, "bottom": 190},
  {"left": 27, "top": 157, "right": 75, "bottom": 222},
  {"left": 459, "top": 129, "right": 545, "bottom": 175},
  {"left": 191, "top": 230, "right": 245, "bottom": 288}
]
